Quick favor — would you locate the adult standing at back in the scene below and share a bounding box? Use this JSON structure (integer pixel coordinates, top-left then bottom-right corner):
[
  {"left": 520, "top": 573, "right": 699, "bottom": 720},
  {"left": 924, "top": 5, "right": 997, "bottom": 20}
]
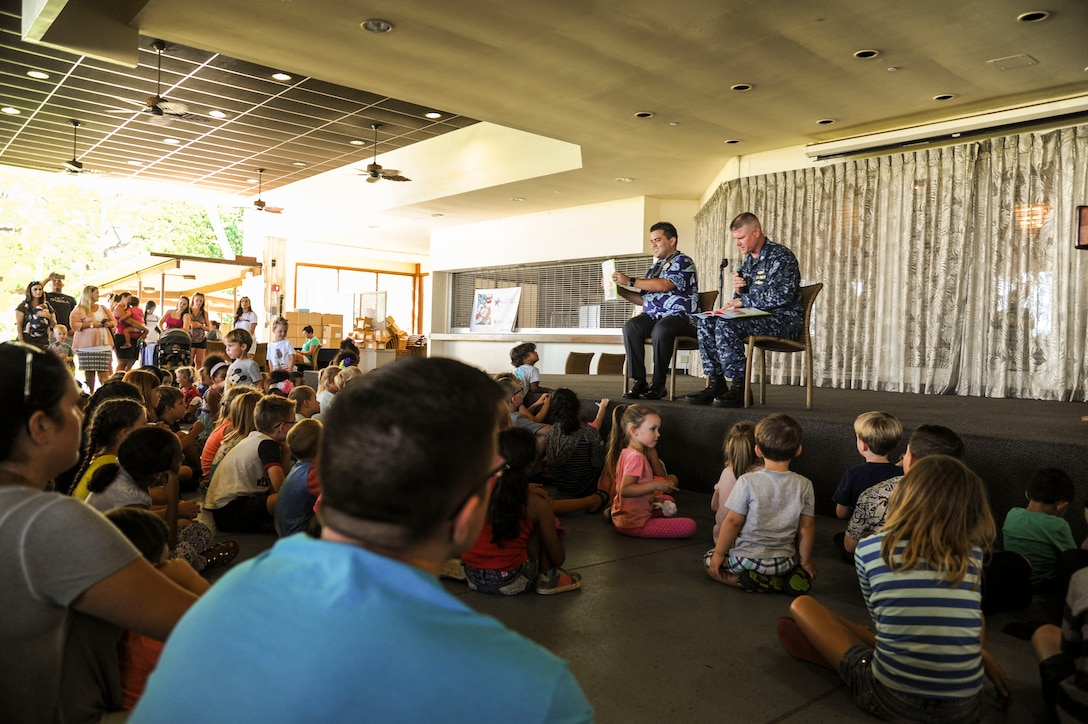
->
[
  {"left": 687, "top": 212, "right": 802, "bottom": 407},
  {"left": 159, "top": 296, "right": 189, "bottom": 335},
  {"left": 70, "top": 285, "right": 115, "bottom": 391},
  {"left": 234, "top": 296, "right": 257, "bottom": 335},
  {"left": 15, "top": 280, "right": 55, "bottom": 349},
  {"left": 186, "top": 292, "right": 211, "bottom": 367},
  {"left": 610, "top": 221, "right": 699, "bottom": 400},
  {"left": 44, "top": 272, "right": 76, "bottom": 334}
]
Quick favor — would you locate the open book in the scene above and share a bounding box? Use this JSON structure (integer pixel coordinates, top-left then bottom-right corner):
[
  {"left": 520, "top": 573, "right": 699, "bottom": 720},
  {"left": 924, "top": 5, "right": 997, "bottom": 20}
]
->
[{"left": 693, "top": 307, "right": 770, "bottom": 320}]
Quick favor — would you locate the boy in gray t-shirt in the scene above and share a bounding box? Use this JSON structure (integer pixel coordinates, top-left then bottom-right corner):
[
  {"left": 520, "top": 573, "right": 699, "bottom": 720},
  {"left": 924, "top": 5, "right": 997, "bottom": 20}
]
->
[{"left": 705, "top": 413, "right": 816, "bottom": 595}]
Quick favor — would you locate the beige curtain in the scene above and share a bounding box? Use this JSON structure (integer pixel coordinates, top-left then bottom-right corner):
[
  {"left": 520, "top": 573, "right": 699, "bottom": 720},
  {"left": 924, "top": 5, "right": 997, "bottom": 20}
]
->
[{"left": 694, "top": 124, "right": 1088, "bottom": 400}]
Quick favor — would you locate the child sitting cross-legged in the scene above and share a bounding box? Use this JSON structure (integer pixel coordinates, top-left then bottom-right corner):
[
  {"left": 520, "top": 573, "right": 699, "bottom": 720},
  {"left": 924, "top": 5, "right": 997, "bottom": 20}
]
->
[
  {"left": 204, "top": 395, "right": 296, "bottom": 533},
  {"left": 705, "top": 413, "right": 815, "bottom": 593},
  {"left": 778, "top": 456, "right": 1011, "bottom": 721},
  {"left": 461, "top": 427, "right": 583, "bottom": 595}
]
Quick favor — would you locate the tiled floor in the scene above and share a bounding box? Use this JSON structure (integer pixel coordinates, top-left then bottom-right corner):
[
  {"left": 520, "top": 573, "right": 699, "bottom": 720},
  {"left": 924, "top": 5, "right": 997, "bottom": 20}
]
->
[{"left": 214, "top": 489, "right": 1051, "bottom": 723}]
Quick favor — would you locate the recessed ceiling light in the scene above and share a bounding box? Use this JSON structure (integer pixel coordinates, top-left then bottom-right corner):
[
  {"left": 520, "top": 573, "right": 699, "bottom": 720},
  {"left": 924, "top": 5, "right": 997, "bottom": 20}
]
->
[
  {"left": 26, "top": 70, "right": 49, "bottom": 80},
  {"left": 615, "top": 177, "right": 634, "bottom": 183},
  {"left": 933, "top": 94, "right": 955, "bottom": 101},
  {"left": 887, "top": 66, "right": 901, "bottom": 72},
  {"left": 361, "top": 18, "right": 394, "bottom": 33},
  {"left": 163, "top": 137, "right": 180, "bottom": 145},
  {"left": 425, "top": 111, "right": 442, "bottom": 119},
  {"left": 724, "top": 139, "right": 741, "bottom": 144},
  {"left": 510, "top": 197, "right": 525, "bottom": 202},
  {"left": 350, "top": 139, "right": 366, "bottom": 145},
  {"left": 634, "top": 111, "right": 654, "bottom": 119},
  {"left": 853, "top": 49, "right": 880, "bottom": 59},
  {"left": 431, "top": 213, "right": 444, "bottom": 217},
  {"left": 208, "top": 110, "right": 227, "bottom": 119},
  {"left": 731, "top": 83, "right": 753, "bottom": 92},
  {"left": 1, "top": 106, "right": 20, "bottom": 115},
  {"left": 127, "top": 160, "right": 144, "bottom": 166},
  {"left": 1016, "top": 10, "right": 1049, "bottom": 22},
  {"left": 246, "top": 178, "right": 258, "bottom": 184},
  {"left": 816, "top": 118, "right": 836, "bottom": 125},
  {"left": 292, "top": 161, "right": 306, "bottom": 167},
  {"left": 272, "top": 72, "right": 292, "bottom": 82},
  {"left": 668, "top": 121, "right": 679, "bottom": 127}
]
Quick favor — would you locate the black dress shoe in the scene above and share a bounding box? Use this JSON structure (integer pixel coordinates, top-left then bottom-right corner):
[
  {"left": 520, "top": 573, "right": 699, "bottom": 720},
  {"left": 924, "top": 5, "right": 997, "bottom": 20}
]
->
[
  {"left": 641, "top": 385, "right": 666, "bottom": 400},
  {"left": 623, "top": 381, "right": 649, "bottom": 399}
]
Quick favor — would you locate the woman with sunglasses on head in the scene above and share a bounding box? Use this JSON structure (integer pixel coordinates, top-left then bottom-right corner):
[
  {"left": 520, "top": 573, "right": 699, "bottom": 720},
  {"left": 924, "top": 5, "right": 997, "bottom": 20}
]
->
[
  {"left": 0, "top": 342, "right": 198, "bottom": 723},
  {"left": 15, "top": 280, "right": 56, "bottom": 350}
]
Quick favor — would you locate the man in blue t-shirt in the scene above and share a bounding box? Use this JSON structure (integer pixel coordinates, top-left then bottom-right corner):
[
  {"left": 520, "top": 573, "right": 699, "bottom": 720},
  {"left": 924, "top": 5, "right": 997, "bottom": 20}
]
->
[
  {"left": 134, "top": 357, "right": 593, "bottom": 724},
  {"left": 611, "top": 221, "right": 699, "bottom": 400}
]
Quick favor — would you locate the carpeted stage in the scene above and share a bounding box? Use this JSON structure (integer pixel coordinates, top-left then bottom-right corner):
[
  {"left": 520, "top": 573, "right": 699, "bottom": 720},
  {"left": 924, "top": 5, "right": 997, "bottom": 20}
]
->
[{"left": 544, "top": 373, "right": 1088, "bottom": 540}]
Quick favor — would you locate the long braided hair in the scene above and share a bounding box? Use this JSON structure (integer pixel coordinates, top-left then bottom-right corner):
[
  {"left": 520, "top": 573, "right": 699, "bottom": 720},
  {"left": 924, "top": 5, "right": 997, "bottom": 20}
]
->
[{"left": 70, "top": 397, "right": 147, "bottom": 494}]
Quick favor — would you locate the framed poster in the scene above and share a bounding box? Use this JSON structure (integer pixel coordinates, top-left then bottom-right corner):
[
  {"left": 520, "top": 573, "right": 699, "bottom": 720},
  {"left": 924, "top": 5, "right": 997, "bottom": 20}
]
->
[{"left": 470, "top": 287, "right": 521, "bottom": 332}]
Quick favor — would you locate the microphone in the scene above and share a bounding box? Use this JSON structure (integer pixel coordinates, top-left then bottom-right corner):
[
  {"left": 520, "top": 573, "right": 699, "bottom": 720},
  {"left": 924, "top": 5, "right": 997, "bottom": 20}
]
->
[{"left": 734, "top": 263, "right": 749, "bottom": 294}]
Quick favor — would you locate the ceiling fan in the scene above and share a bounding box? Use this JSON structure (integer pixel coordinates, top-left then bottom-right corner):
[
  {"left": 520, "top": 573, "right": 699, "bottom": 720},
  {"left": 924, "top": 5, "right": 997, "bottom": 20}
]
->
[
  {"left": 357, "top": 123, "right": 411, "bottom": 183},
  {"left": 252, "top": 169, "right": 284, "bottom": 213},
  {"left": 109, "top": 40, "right": 214, "bottom": 126},
  {"left": 62, "top": 119, "right": 92, "bottom": 174}
]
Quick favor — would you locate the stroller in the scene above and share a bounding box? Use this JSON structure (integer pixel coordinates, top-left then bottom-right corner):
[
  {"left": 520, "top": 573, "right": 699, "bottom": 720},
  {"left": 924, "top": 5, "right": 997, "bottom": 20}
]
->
[{"left": 155, "top": 328, "right": 192, "bottom": 369}]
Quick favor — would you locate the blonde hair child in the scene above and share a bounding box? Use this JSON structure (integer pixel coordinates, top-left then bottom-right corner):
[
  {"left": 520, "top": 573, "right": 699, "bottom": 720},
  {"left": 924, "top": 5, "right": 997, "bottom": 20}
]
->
[
  {"left": 710, "top": 421, "right": 762, "bottom": 543},
  {"left": 606, "top": 404, "right": 695, "bottom": 539},
  {"left": 779, "top": 455, "right": 1009, "bottom": 719}
]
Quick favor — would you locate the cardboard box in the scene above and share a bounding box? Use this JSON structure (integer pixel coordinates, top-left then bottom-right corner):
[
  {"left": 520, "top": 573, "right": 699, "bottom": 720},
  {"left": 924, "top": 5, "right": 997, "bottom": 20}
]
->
[
  {"left": 322, "top": 313, "right": 344, "bottom": 328},
  {"left": 385, "top": 316, "right": 404, "bottom": 336},
  {"left": 285, "top": 311, "right": 303, "bottom": 327}
]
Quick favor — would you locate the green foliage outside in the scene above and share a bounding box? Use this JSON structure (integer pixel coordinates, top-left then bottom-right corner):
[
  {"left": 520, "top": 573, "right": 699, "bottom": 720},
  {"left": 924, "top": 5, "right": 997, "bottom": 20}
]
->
[{"left": 1, "top": 165, "right": 244, "bottom": 338}]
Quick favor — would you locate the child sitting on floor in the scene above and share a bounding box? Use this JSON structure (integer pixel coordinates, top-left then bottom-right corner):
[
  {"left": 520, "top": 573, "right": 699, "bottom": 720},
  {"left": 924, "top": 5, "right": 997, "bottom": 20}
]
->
[
  {"left": 105, "top": 507, "right": 209, "bottom": 710},
  {"left": 1002, "top": 468, "right": 1079, "bottom": 591},
  {"left": 275, "top": 418, "right": 322, "bottom": 538},
  {"left": 778, "top": 455, "right": 1010, "bottom": 721},
  {"left": 70, "top": 397, "right": 148, "bottom": 500},
  {"left": 204, "top": 395, "right": 295, "bottom": 533},
  {"left": 606, "top": 404, "right": 696, "bottom": 539},
  {"left": 461, "top": 427, "right": 582, "bottom": 595},
  {"left": 544, "top": 387, "right": 609, "bottom": 507},
  {"left": 832, "top": 411, "right": 903, "bottom": 520},
  {"left": 710, "top": 420, "right": 762, "bottom": 544},
  {"left": 85, "top": 426, "right": 237, "bottom": 572},
  {"left": 705, "top": 413, "right": 815, "bottom": 594}
]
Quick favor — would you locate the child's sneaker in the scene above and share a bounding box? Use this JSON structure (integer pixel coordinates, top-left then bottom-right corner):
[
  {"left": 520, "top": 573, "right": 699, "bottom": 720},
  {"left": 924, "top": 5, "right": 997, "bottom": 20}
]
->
[
  {"left": 739, "top": 569, "right": 785, "bottom": 594},
  {"left": 536, "top": 568, "right": 583, "bottom": 595},
  {"left": 438, "top": 557, "right": 466, "bottom": 581},
  {"left": 784, "top": 566, "right": 812, "bottom": 596}
]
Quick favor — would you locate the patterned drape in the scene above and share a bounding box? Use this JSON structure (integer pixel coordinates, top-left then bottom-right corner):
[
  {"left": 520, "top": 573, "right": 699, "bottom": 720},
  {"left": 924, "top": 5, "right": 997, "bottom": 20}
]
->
[{"left": 693, "top": 124, "right": 1088, "bottom": 400}]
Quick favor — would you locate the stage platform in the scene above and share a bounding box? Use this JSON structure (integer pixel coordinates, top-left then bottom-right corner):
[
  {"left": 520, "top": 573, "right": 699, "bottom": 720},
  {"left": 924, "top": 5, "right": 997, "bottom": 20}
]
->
[{"left": 543, "top": 373, "right": 1088, "bottom": 539}]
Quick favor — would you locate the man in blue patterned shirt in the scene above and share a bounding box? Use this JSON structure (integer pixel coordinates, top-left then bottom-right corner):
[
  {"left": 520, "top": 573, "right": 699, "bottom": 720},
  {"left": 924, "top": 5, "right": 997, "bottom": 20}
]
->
[
  {"left": 611, "top": 221, "right": 699, "bottom": 400},
  {"left": 688, "top": 213, "right": 803, "bottom": 407}
]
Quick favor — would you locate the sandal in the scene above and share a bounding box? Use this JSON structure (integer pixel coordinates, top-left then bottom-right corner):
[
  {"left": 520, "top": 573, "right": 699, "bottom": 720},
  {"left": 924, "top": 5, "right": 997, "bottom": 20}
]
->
[
  {"left": 588, "top": 489, "right": 610, "bottom": 515},
  {"left": 200, "top": 540, "right": 240, "bottom": 573}
]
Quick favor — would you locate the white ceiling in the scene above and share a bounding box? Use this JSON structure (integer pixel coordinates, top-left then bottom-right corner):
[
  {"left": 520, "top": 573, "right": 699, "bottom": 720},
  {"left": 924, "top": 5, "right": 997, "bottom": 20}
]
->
[{"left": 9, "top": 0, "right": 1088, "bottom": 253}]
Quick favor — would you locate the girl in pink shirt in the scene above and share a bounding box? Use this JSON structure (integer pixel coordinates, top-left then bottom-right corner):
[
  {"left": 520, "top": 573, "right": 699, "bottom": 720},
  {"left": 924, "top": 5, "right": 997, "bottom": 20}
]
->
[{"left": 606, "top": 404, "right": 696, "bottom": 538}]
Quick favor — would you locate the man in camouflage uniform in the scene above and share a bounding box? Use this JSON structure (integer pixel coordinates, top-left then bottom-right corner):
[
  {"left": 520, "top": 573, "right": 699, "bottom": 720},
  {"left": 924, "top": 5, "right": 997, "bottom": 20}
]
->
[{"left": 687, "top": 213, "right": 803, "bottom": 407}]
